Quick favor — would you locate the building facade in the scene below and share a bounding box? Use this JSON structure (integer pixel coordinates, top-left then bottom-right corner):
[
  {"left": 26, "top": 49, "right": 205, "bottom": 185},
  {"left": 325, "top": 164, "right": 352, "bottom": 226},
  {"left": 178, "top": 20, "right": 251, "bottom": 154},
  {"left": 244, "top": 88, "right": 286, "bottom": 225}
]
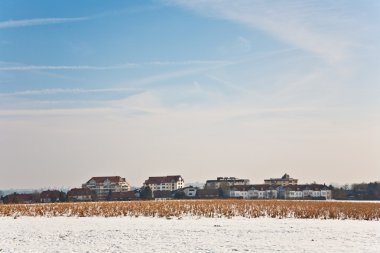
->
[
  {"left": 40, "top": 190, "right": 63, "bottom": 203},
  {"left": 248, "top": 185, "right": 278, "bottom": 199},
  {"left": 228, "top": 185, "right": 278, "bottom": 199},
  {"left": 82, "top": 176, "right": 131, "bottom": 200},
  {"left": 182, "top": 186, "right": 198, "bottom": 197},
  {"left": 277, "top": 184, "right": 332, "bottom": 200},
  {"left": 143, "top": 175, "right": 184, "bottom": 191},
  {"left": 205, "top": 177, "right": 250, "bottom": 189},
  {"left": 264, "top": 173, "right": 298, "bottom": 186},
  {"left": 67, "top": 188, "right": 94, "bottom": 202}
]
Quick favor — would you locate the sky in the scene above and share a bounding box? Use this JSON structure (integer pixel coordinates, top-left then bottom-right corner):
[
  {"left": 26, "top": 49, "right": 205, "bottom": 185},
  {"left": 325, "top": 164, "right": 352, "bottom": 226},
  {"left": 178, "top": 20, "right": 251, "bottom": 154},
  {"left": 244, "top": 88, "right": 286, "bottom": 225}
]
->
[{"left": 0, "top": 0, "right": 379, "bottom": 189}]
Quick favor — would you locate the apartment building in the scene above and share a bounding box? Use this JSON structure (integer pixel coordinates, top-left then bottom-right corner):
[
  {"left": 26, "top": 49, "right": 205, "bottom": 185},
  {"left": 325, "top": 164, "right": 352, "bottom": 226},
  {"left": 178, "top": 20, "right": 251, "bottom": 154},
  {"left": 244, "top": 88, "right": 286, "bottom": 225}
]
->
[
  {"left": 143, "top": 175, "right": 184, "bottom": 191},
  {"left": 205, "top": 177, "right": 250, "bottom": 189},
  {"left": 82, "top": 176, "right": 131, "bottom": 200},
  {"left": 264, "top": 173, "right": 298, "bottom": 186}
]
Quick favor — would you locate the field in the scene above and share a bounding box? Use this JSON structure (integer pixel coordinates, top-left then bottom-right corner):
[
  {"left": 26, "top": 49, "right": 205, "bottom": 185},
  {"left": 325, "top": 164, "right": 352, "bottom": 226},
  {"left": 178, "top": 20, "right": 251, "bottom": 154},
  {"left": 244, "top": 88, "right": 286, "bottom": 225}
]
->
[
  {"left": 1, "top": 200, "right": 380, "bottom": 252},
  {"left": 1, "top": 216, "right": 380, "bottom": 252},
  {"left": 1, "top": 199, "right": 380, "bottom": 220}
]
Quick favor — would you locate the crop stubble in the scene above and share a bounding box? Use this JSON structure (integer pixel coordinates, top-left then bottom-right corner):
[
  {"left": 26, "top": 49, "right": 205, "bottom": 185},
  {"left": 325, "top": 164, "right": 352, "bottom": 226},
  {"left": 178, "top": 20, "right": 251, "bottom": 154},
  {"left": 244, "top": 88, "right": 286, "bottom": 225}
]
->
[{"left": 1, "top": 200, "right": 379, "bottom": 220}]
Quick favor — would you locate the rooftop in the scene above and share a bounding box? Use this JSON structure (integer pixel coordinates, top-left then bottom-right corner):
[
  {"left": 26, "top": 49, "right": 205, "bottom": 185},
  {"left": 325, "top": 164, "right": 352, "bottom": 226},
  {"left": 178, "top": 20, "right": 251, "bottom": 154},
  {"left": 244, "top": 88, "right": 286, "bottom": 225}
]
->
[{"left": 144, "top": 175, "right": 183, "bottom": 185}]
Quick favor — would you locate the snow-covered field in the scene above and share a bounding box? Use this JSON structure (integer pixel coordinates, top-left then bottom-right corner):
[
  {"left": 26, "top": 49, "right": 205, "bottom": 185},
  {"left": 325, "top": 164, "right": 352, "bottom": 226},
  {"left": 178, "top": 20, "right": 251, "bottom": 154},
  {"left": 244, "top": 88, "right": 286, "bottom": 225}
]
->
[{"left": 1, "top": 217, "right": 379, "bottom": 252}]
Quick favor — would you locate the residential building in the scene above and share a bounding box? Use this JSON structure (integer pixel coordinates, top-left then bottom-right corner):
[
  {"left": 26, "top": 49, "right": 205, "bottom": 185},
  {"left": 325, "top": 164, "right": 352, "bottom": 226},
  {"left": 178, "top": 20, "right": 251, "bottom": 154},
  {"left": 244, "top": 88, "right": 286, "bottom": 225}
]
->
[
  {"left": 227, "top": 184, "right": 278, "bottom": 199},
  {"left": 197, "top": 189, "right": 220, "bottom": 198},
  {"left": 321, "top": 188, "right": 332, "bottom": 200},
  {"left": 182, "top": 186, "right": 198, "bottom": 197},
  {"left": 40, "top": 190, "right": 64, "bottom": 203},
  {"left": 248, "top": 185, "right": 278, "bottom": 199},
  {"left": 264, "top": 173, "right": 298, "bottom": 186},
  {"left": 302, "top": 184, "right": 332, "bottom": 200},
  {"left": 110, "top": 191, "right": 139, "bottom": 201},
  {"left": 82, "top": 176, "right": 131, "bottom": 200},
  {"left": 228, "top": 185, "right": 254, "bottom": 199},
  {"left": 153, "top": 190, "right": 173, "bottom": 200},
  {"left": 277, "top": 184, "right": 332, "bottom": 200},
  {"left": 282, "top": 185, "right": 304, "bottom": 199},
  {"left": 143, "top": 175, "right": 184, "bottom": 191},
  {"left": 204, "top": 177, "right": 250, "bottom": 189},
  {"left": 4, "top": 193, "right": 38, "bottom": 204},
  {"left": 67, "top": 188, "right": 94, "bottom": 202}
]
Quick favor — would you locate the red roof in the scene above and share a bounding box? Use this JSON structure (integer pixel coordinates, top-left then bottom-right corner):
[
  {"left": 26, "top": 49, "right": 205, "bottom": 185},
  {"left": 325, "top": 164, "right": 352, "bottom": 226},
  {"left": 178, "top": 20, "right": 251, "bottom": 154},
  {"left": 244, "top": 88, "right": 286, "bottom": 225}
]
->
[
  {"left": 86, "top": 176, "right": 126, "bottom": 184},
  {"left": 251, "top": 184, "right": 276, "bottom": 191},
  {"left": 6, "top": 193, "right": 36, "bottom": 203},
  {"left": 281, "top": 184, "right": 328, "bottom": 191},
  {"left": 230, "top": 184, "right": 276, "bottom": 191},
  {"left": 111, "top": 191, "right": 138, "bottom": 200},
  {"left": 40, "top": 190, "right": 61, "bottom": 199},
  {"left": 229, "top": 185, "right": 254, "bottom": 191},
  {"left": 144, "top": 175, "right": 182, "bottom": 185},
  {"left": 300, "top": 184, "right": 328, "bottom": 191},
  {"left": 67, "top": 188, "right": 93, "bottom": 197},
  {"left": 153, "top": 190, "right": 173, "bottom": 198}
]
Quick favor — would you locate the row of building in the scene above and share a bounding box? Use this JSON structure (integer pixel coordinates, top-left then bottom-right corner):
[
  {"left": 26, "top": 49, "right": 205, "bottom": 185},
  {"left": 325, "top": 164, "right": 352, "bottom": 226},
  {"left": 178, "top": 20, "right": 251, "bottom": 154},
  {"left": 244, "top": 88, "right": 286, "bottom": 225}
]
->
[{"left": 1, "top": 174, "right": 332, "bottom": 204}]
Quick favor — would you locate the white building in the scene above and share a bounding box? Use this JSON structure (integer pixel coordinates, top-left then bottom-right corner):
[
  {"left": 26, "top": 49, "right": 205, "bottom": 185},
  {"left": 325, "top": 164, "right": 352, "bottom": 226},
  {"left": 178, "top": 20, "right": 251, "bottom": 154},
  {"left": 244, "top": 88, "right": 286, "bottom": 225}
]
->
[
  {"left": 302, "top": 185, "right": 332, "bottom": 200},
  {"left": 248, "top": 185, "right": 278, "bottom": 199},
  {"left": 229, "top": 186, "right": 250, "bottom": 199},
  {"left": 228, "top": 185, "right": 278, "bottom": 199},
  {"left": 264, "top": 173, "right": 298, "bottom": 186},
  {"left": 67, "top": 188, "right": 94, "bottom": 202},
  {"left": 282, "top": 184, "right": 332, "bottom": 200},
  {"left": 205, "top": 177, "right": 250, "bottom": 189},
  {"left": 83, "top": 176, "right": 131, "bottom": 200},
  {"left": 144, "top": 175, "right": 184, "bottom": 191},
  {"left": 182, "top": 186, "right": 197, "bottom": 197}
]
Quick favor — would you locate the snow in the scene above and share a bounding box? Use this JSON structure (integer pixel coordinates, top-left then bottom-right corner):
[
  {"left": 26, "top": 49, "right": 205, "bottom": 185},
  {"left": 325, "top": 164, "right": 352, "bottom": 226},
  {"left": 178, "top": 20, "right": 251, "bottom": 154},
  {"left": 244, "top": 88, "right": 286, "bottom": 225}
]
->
[{"left": 1, "top": 217, "right": 379, "bottom": 252}]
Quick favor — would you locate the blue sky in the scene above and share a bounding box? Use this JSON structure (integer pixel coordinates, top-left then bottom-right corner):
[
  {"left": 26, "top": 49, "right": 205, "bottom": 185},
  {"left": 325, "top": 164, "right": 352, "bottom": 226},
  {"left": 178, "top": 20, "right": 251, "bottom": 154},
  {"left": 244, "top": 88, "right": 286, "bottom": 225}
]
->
[{"left": 0, "top": 0, "right": 379, "bottom": 188}]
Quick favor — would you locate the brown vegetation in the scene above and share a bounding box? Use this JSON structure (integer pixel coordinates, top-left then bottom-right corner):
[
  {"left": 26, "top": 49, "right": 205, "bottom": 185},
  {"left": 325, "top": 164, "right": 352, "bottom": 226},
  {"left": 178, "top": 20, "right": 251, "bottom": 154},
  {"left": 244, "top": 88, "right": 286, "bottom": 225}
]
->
[{"left": 1, "top": 200, "right": 379, "bottom": 220}]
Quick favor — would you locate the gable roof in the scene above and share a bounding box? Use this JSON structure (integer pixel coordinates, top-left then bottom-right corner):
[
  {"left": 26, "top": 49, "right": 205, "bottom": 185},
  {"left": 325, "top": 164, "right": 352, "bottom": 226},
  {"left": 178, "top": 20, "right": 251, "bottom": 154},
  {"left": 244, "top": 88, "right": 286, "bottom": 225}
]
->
[
  {"left": 265, "top": 173, "right": 298, "bottom": 182},
  {"left": 251, "top": 184, "right": 276, "bottom": 191},
  {"left": 40, "top": 190, "right": 61, "bottom": 199},
  {"left": 145, "top": 175, "right": 182, "bottom": 185},
  {"left": 229, "top": 185, "right": 255, "bottom": 191},
  {"left": 206, "top": 177, "right": 249, "bottom": 183},
  {"left": 111, "top": 191, "right": 138, "bottom": 200},
  {"left": 86, "top": 176, "right": 126, "bottom": 184},
  {"left": 197, "top": 189, "right": 220, "bottom": 197},
  {"left": 67, "top": 188, "right": 93, "bottom": 196},
  {"left": 280, "top": 184, "right": 329, "bottom": 191},
  {"left": 7, "top": 193, "right": 35, "bottom": 202},
  {"left": 229, "top": 184, "right": 277, "bottom": 191},
  {"left": 153, "top": 190, "right": 173, "bottom": 198}
]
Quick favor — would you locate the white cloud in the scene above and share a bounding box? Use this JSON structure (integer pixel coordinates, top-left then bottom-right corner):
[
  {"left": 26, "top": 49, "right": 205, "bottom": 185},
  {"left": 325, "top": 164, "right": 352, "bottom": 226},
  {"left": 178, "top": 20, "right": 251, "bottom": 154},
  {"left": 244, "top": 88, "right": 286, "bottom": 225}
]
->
[
  {"left": 0, "top": 17, "right": 89, "bottom": 29},
  {"left": 147, "top": 60, "right": 233, "bottom": 65},
  {"left": 166, "top": 0, "right": 367, "bottom": 63},
  {"left": 0, "top": 60, "right": 234, "bottom": 71},
  {"left": 0, "top": 64, "right": 138, "bottom": 71},
  {"left": 0, "top": 87, "right": 141, "bottom": 97}
]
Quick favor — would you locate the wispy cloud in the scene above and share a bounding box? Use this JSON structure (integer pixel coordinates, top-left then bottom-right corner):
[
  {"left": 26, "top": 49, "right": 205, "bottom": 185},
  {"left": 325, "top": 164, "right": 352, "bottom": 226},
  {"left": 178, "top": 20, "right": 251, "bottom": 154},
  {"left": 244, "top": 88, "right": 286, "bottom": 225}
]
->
[
  {"left": 166, "top": 0, "right": 367, "bottom": 63},
  {"left": 0, "top": 64, "right": 138, "bottom": 71},
  {"left": 147, "top": 60, "right": 232, "bottom": 66},
  {"left": 0, "top": 87, "right": 142, "bottom": 97},
  {"left": 0, "top": 17, "right": 89, "bottom": 29},
  {"left": 0, "top": 60, "right": 233, "bottom": 71}
]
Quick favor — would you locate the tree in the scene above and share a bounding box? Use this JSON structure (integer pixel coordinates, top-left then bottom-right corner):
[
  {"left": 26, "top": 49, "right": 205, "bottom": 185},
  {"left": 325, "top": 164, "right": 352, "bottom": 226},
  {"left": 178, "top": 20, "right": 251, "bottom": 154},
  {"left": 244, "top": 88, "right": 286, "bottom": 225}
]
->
[
  {"left": 140, "top": 186, "right": 153, "bottom": 200},
  {"left": 59, "top": 191, "right": 67, "bottom": 202},
  {"left": 106, "top": 190, "right": 113, "bottom": 201},
  {"left": 218, "top": 182, "right": 230, "bottom": 198},
  {"left": 174, "top": 190, "right": 186, "bottom": 199}
]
